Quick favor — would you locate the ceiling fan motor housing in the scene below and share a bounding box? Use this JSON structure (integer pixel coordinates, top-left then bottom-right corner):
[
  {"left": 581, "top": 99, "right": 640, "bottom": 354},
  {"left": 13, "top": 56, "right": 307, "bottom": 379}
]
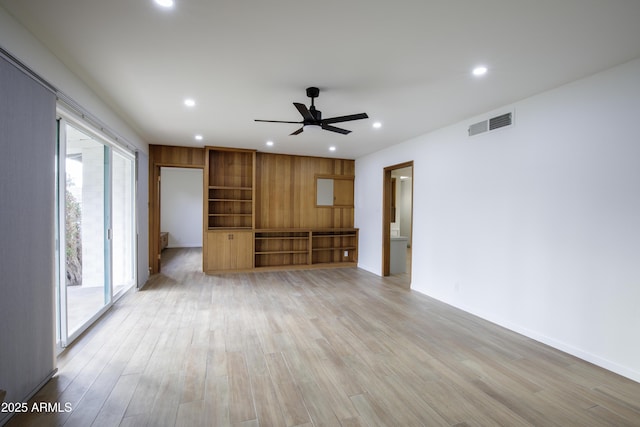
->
[
  {"left": 308, "top": 108, "right": 321, "bottom": 123},
  {"left": 307, "top": 87, "right": 321, "bottom": 122},
  {"left": 306, "top": 87, "right": 320, "bottom": 98}
]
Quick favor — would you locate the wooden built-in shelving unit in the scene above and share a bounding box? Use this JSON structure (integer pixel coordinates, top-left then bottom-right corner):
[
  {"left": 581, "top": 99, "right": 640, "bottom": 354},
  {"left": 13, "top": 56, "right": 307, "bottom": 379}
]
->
[
  {"left": 203, "top": 147, "right": 358, "bottom": 274},
  {"left": 204, "top": 147, "right": 256, "bottom": 273},
  {"left": 311, "top": 229, "right": 359, "bottom": 265},
  {"left": 205, "top": 148, "right": 255, "bottom": 231},
  {"left": 252, "top": 229, "right": 358, "bottom": 270},
  {"left": 254, "top": 230, "right": 311, "bottom": 268}
]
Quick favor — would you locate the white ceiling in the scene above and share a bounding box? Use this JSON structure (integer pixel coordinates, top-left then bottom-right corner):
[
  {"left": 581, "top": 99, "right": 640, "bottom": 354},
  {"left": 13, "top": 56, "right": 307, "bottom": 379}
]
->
[{"left": 2, "top": 0, "right": 640, "bottom": 159}]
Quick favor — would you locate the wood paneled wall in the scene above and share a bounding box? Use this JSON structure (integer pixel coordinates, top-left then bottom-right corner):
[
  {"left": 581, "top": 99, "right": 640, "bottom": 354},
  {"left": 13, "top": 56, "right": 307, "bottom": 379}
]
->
[
  {"left": 255, "top": 153, "right": 355, "bottom": 229},
  {"left": 149, "top": 146, "right": 355, "bottom": 273},
  {"left": 150, "top": 144, "right": 205, "bottom": 167},
  {"left": 149, "top": 144, "right": 205, "bottom": 274}
]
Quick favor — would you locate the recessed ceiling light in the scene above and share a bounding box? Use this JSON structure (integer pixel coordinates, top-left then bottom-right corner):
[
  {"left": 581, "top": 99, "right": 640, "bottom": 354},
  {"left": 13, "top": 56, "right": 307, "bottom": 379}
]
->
[
  {"left": 329, "top": 146, "right": 336, "bottom": 152},
  {"left": 154, "top": 0, "right": 174, "bottom": 8},
  {"left": 472, "top": 66, "right": 488, "bottom": 77},
  {"left": 184, "top": 98, "right": 196, "bottom": 107},
  {"left": 195, "top": 134, "right": 203, "bottom": 141},
  {"left": 266, "top": 141, "right": 274, "bottom": 147},
  {"left": 373, "top": 122, "right": 382, "bottom": 129}
]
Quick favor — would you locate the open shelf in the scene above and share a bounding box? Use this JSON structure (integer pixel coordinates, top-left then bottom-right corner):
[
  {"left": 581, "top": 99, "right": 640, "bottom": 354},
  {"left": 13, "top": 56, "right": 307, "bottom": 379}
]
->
[
  {"left": 205, "top": 149, "right": 254, "bottom": 231},
  {"left": 254, "top": 230, "right": 311, "bottom": 268},
  {"left": 208, "top": 213, "right": 252, "bottom": 228},
  {"left": 311, "top": 229, "right": 359, "bottom": 264},
  {"left": 209, "top": 185, "right": 252, "bottom": 190}
]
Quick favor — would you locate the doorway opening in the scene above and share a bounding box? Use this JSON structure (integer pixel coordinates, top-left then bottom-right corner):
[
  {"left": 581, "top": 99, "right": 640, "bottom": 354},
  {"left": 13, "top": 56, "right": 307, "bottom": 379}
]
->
[
  {"left": 382, "top": 161, "right": 414, "bottom": 286},
  {"left": 158, "top": 167, "right": 204, "bottom": 272}
]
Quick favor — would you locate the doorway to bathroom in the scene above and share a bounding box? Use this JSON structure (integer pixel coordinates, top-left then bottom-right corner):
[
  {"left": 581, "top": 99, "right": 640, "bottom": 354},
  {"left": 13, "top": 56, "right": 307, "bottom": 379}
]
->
[{"left": 382, "top": 161, "right": 413, "bottom": 286}]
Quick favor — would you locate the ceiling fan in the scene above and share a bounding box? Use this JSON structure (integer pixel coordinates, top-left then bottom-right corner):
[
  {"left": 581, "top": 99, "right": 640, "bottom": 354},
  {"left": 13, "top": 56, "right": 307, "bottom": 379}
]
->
[{"left": 255, "top": 87, "right": 368, "bottom": 135}]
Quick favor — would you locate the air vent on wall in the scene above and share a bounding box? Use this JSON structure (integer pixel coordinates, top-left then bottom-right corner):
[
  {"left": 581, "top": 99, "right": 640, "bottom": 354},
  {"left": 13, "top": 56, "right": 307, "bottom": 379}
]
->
[
  {"left": 468, "top": 120, "right": 488, "bottom": 136},
  {"left": 489, "top": 112, "right": 512, "bottom": 130},
  {"left": 468, "top": 111, "right": 513, "bottom": 136}
]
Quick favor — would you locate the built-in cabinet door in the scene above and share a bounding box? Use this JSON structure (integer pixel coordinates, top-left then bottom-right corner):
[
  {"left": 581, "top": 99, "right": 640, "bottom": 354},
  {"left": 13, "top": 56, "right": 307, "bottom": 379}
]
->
[
  {"left": 333, "top": 178, "right": 354, "bottom": 207},
  {"left": 205, "top": 230, "right": 253, "bottom": 271}
]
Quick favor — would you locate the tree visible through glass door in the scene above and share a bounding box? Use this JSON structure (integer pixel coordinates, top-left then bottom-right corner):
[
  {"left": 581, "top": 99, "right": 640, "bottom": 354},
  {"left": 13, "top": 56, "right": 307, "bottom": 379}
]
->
[{"left": 63, "top": 124, "right": 110, "bottom": 335}]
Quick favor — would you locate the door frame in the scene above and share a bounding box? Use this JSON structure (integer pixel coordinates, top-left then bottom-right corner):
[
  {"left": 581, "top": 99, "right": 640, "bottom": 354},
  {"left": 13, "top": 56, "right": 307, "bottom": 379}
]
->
[
  {"left": 149, "top": 162, "right": 204, "bottom": 274},
  {"left": 382, "top": 161, "right": 414, "bottom": 277},
  {"left": 56, "top": 116, "right": 137, "bottom": 348},
  {"left": 147, "top": 145, "right": 205, "bottom": 274}
]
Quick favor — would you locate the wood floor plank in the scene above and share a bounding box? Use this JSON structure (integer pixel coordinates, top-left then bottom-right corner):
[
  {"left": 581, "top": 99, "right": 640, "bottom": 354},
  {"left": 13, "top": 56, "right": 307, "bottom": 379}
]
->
[
  {"left": 349, "top": 393, "right": 401, "bottom": 427},
  {"left": 203, "top": 375, "right": 230, "bottom": 427},
  {"left": 589, "top": 386, "right": 640, "bottom": 424},
  {"left": 587, "top": 404, "right": 640, "bottom": 427},
  {"left": 378, "top": 373, "right": 451, "bottom": 426},
  {"left": 52, "top": 312, "right": 139, "bottom": 426},
  {"left": 250, "top": 374, "right": 287, "bottom": 427},
  {"left": 118, "top": 413, "right": 147, "bottom": 426},
  {"left": 206, "top": 348, "right": 228, "bottom": 380},
  {"left": 145, "top": 370, "right": 185, "bottom": 427},
  {"left": 593, "top": 384, "right": 640, "bottom": 414},
  {"left": 341, "top": 354, "right": 430, "bottom": 427},
  {"left": 181, "top": 346, "right": 208, "bottom": 404},
  {"left": 285, "top": 349, "right": 360, "bottom": 421},
  {"left": 90, "top": 373, "right": 140, "bottom": 427},
  {"left": 227, "top": 351, "right": 257, "bottom": 424},
  {"left": 122, "top": 373, "right": 159, "bottom": 420},
  {"left": 7, "top": 248, "right": 640, "bottom": 427},
  {"left": 338, "top": 416, "right": 367, "bottom": 427},
  {"left": 296, "top": 379, "right": 343, "bottom": 427},
  {"left": 120, "top": 324, "right": 162, "bottom": 376},
  {"left": 175, "top": 400, "right": 204, "bottom": 427},
  {"left": 264, "top": 352, "right": 311, "bottom": 426},
  {"left": 123, "top": 328, "right": 178, "bottom": 418}
]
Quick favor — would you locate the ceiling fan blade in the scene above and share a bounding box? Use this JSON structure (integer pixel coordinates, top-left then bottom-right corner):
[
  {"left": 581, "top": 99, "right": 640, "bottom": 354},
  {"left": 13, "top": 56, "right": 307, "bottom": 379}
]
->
[
  {"left": 321, "top": 112, "right": 369, "bottom": 125},
  {"left": 294, "top": 102, "right": 315, "bottom": 121},
  {"left": 255, "top": 119, "right": 301, "bottom": 124},
  {"left": 321, "top": 124, "right": 351, "bottom": 135},
  {"left": 290, "top": 127, "right": 304, "bottom": 135}
]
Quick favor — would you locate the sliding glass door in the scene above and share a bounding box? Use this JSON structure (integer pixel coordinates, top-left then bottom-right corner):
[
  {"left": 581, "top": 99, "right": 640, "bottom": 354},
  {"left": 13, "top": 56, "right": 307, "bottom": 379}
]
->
[
  {"left": 56, "top": 118, "right": 136, "bottom": 346},
  {"left": 112, "top": 150, "right": 136, "bottom": 297}
]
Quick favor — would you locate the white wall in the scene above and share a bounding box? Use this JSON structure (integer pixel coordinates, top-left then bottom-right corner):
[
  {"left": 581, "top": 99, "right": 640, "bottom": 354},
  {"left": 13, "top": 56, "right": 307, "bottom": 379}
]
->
[
  {"left": 0, "top": 6, "right": 146, "bottom": 155},
  {"left": 355, "top": 57, "right": 640, "bottom": 382},
  {"left": 161, "top": 168, "right": 203, "bottom": 248}
]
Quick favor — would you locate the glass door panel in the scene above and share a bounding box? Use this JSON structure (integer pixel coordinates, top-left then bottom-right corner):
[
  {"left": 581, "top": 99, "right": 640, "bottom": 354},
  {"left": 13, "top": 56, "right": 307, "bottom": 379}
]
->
[
  {"left": 63, "top": 123, "right": 110, "bottom": 337},
  {"left": 56, "top": 117, "right": 137, "bottom": 348},
  {"left": 112, "top": 150, "right": 136, "bottom": 296}
]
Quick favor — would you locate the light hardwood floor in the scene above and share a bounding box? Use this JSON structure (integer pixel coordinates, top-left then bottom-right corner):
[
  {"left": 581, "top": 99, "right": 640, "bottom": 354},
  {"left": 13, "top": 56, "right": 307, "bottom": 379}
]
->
[{"left": 8, "top": 248, "right": 640, "bottom": 426}]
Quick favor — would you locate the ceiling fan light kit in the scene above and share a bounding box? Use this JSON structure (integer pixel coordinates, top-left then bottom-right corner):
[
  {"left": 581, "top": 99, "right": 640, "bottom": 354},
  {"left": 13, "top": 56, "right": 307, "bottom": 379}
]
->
[
  {"left": 303, "top": 124, "right": 322, "bottom": 133},
  {"left": 255, "top": 87, "right": 369, "bottom": 136}
]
